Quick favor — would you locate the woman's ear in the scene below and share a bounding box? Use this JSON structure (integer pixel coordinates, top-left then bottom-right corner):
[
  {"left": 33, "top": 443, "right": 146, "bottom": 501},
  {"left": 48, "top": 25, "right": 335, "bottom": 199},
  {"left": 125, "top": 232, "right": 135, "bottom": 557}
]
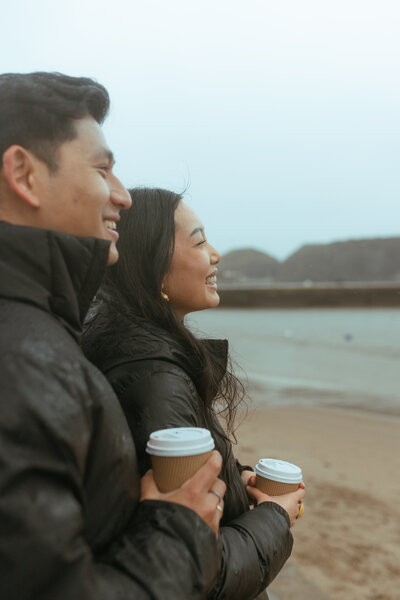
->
[
  {"left": 161, "top": 276, "right": 170, "bottom": 301},
  {"left": 2, "top": 145, "right": 41, "bottom": 208}
]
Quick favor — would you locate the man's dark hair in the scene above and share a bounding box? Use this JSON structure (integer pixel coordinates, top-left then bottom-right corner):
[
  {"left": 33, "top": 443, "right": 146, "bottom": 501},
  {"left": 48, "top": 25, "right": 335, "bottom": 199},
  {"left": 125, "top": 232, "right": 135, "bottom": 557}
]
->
[{"left": 0, "top": 72, "right": 110, "bottom": 170}]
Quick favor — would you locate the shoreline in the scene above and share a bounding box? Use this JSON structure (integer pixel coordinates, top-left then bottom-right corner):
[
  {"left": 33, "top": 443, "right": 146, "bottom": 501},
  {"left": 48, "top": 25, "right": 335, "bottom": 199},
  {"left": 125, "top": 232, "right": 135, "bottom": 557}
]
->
[
  {"left": 249, "top": 397, "right": 400, "bottom": 422},
  {"left": 233, "top": 404, "right": 400, "bottom": 600},
  {"left": 246, "top": 380, "right": 400, "bottom": 422}
]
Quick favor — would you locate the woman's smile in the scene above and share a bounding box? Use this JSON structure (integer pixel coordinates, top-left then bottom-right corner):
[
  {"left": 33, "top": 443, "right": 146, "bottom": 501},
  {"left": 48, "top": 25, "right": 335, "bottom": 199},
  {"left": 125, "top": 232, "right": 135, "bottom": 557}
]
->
[
  {"left": 205, "top": 269, "right": 218, "bottom": 289},
  {"left": 163, "top": 202, "right": 221, "bottom": 319}
]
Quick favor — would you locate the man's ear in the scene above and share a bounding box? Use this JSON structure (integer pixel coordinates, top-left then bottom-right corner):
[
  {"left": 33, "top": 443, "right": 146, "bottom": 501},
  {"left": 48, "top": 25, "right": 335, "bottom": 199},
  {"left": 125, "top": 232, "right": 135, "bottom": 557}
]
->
[{"left": 1, "top": 145, "right": 42, "bottom": 208}]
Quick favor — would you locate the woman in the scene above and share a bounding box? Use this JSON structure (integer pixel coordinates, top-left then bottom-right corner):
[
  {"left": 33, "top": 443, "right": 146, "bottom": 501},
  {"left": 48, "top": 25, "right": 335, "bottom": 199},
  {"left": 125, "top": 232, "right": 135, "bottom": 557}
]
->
[{"left": 83, "top": 188, "right": 305, "bottom": 600}]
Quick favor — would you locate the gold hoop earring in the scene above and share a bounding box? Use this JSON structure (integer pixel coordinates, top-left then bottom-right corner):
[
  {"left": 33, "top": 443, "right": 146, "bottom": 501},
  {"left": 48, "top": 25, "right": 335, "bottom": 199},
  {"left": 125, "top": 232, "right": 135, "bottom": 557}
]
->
[{"left": 161, "top": 288, "right": 170, "bottom": 302}]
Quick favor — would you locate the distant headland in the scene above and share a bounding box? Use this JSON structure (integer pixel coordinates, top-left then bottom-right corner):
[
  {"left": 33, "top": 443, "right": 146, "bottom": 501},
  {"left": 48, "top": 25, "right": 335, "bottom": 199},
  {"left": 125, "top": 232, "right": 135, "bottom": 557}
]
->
[
  {"left": 219, "top": 237, "right": 400, "bottom": 284},
  {"left": 217, "top": 238, "right": 400, "bottom": 307}
]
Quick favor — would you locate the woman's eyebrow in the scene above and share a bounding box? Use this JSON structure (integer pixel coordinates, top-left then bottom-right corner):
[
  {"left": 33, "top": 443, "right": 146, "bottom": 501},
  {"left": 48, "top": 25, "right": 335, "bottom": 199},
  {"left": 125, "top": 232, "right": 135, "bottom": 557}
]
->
[{"left": 190, "top": 226, "right": 205, "bottom": 237}]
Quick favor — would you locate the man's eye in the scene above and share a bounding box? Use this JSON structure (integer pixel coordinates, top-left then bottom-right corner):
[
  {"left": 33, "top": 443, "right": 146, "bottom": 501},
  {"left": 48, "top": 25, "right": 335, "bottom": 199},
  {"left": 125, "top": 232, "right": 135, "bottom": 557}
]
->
[{"left": 197, "top": 239, "right": 206, "bottom": 246}]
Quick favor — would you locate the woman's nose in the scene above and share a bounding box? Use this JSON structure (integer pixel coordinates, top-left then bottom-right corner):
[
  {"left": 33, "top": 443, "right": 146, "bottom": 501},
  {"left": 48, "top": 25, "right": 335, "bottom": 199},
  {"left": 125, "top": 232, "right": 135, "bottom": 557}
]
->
[{"left": 210, "top": 244, "right": 221, "bottom": 265}]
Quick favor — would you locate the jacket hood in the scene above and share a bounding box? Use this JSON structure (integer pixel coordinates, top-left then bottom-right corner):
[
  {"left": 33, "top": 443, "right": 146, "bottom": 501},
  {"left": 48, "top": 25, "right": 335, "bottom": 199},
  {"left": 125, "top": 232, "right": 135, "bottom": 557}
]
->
[
  {"left": 0, "top": 221, "right": 110, "bottom": 340},
  {"left": 84, "top": 299, "right": 229, "bottom": 386}
]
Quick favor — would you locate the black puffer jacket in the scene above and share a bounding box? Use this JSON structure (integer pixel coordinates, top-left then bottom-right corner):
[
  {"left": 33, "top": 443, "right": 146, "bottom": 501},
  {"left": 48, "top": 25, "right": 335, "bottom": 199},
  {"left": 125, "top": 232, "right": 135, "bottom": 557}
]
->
[
  {"left": 83, "top": 301, "right": 294, "bottom": 600},
  {"left": 0, "top": 221, "right": 220, "bottom": 600}
]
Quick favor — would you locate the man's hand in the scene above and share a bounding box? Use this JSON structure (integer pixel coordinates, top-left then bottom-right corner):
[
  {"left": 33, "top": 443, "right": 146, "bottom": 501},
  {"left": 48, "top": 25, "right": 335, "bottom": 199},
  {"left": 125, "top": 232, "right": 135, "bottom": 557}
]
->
[{"left": 140, "top": 451, "right": 226, "bottom": 536}]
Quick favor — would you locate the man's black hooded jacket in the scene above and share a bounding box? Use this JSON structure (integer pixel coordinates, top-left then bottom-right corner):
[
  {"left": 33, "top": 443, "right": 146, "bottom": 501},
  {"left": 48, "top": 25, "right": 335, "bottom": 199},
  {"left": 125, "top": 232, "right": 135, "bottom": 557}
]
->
[{"left": 0, "top": 221, "right": 219, "bottom": 599}]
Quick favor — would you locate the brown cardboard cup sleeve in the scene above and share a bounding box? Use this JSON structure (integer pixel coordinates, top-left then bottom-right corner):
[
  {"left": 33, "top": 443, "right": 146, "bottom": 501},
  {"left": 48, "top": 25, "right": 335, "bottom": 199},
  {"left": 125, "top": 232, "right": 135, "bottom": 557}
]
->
[{"left": 146, "top": 427, "right": 215, "bottom": 493}]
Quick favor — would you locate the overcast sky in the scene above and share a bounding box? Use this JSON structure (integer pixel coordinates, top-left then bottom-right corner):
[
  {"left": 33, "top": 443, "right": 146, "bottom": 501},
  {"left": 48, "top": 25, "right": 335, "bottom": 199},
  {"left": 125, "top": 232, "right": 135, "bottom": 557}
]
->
[{"left": 1, "top": 0, "right": 399, "bottom": 259}]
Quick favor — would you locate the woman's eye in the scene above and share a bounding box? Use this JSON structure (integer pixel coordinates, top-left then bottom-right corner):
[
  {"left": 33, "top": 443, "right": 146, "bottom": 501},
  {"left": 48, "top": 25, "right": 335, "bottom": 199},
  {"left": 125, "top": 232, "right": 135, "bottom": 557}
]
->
[{"left": 196, "top": 239, "right": 206, "bottom": 246}]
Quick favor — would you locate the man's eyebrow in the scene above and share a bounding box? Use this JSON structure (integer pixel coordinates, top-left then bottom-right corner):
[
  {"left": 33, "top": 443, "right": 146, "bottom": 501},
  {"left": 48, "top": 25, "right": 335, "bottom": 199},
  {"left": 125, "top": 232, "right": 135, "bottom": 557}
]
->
[
  {"left": 190, "top": 226, "right": 205, "bottom": 237},
  {"left": 92, "top": 147, "right": 115, "bottom": 165}
]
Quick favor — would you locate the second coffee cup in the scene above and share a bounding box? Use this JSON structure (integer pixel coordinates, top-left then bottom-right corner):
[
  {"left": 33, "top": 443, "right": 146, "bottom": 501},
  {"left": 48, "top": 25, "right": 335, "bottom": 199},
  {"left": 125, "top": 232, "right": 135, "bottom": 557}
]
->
[
  {"left": 146, "top": 427, "right": 215, "bottom": 492},
  {"left": 254, "top": 458, "right": 303, "bottom": 495}
]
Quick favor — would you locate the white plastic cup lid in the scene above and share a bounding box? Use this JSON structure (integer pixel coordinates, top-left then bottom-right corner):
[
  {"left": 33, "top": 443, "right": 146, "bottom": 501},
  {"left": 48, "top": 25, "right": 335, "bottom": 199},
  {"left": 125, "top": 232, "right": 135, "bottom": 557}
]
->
[
  {"left": 254, "top": 458, "right": 303, "bottom": 484},
  {"left": 146, "top": 427, "right": 215, "bottom": 457}
]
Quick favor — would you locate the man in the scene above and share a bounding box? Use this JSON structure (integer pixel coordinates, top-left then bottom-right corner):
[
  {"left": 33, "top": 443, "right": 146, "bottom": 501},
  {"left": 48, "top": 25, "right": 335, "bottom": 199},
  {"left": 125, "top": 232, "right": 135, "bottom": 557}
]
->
[{"left": 0, "top": 72, "right": 225, "bottom": 599}]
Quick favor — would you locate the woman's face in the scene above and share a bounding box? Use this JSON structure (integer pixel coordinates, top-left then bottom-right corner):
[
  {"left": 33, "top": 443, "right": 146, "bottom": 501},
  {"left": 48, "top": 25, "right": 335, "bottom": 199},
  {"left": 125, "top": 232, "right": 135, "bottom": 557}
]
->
[{"left": 163, "top": 202, "right": 221, "bottom": 319}]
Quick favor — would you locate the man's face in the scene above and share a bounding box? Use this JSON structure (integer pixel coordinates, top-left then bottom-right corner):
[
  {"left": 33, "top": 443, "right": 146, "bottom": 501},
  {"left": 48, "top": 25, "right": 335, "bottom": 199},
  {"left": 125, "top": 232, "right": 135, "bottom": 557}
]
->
[{"left": 35, "top": 116, "right": 131, "bottom": 265}]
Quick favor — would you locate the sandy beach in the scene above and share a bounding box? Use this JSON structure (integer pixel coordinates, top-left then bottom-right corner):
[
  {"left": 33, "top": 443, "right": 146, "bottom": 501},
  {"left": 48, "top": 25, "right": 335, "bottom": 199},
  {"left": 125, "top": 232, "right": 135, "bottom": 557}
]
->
[
  {"left": 192, "top": 308, "right": 400, "bottom": 598},
  {"left": 233, "top": 405, "right": 400, "bottom": 600}
]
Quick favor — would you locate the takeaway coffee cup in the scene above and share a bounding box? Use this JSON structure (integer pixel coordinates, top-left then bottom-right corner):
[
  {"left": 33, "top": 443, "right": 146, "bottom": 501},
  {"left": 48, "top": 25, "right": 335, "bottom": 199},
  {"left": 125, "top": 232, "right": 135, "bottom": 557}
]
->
[
  {"left": 254, "top": 458, "right": 303, "bottom": 496},
  {"left": 146, "top": 427, "right": 215, "bottom": 492}
]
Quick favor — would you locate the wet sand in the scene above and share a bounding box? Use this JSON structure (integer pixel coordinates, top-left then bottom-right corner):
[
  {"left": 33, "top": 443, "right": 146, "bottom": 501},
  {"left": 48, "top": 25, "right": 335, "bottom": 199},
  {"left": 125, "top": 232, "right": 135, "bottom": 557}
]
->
[{"left": 234, "top": 405, "right": 400, "bottom": 600}]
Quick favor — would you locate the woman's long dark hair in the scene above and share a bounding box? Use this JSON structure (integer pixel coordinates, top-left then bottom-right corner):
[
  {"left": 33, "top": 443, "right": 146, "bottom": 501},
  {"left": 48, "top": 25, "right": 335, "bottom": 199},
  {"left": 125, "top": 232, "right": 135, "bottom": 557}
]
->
[{"left": 104, "top": 187, "right": 245, "bottom": 443}]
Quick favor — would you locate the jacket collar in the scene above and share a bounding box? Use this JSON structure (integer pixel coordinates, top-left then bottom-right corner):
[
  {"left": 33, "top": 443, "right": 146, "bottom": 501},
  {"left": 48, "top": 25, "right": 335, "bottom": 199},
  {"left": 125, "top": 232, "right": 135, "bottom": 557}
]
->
[
  {"left": 0, "top": 221, "right": 110, "bottom": 341},
  {"left": 87, "top": 304, "right": 229, "bottom": 387}
]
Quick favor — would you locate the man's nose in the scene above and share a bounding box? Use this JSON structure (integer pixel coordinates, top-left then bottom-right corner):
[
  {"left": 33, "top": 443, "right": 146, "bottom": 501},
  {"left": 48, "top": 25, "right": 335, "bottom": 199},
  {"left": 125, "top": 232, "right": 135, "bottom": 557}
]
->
[{"left": 111, "top": 177, "right": 132, "bottom": 209}]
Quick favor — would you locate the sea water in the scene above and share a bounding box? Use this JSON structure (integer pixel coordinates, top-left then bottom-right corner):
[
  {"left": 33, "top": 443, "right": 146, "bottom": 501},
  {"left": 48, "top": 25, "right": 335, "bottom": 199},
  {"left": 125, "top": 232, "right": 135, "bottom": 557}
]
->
[{"left": 188, "top": 308, "right": 400, "bottom": 415}]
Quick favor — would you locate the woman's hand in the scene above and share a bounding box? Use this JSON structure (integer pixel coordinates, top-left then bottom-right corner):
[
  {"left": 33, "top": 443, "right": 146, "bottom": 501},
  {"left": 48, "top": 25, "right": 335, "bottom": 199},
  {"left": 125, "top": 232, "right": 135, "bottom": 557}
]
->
[
  {"left": 240, "top": 469, "right": 255, "bottom": 487},
  {"left": 245, "top": 475, "right": 306, "bottom": 527}
]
